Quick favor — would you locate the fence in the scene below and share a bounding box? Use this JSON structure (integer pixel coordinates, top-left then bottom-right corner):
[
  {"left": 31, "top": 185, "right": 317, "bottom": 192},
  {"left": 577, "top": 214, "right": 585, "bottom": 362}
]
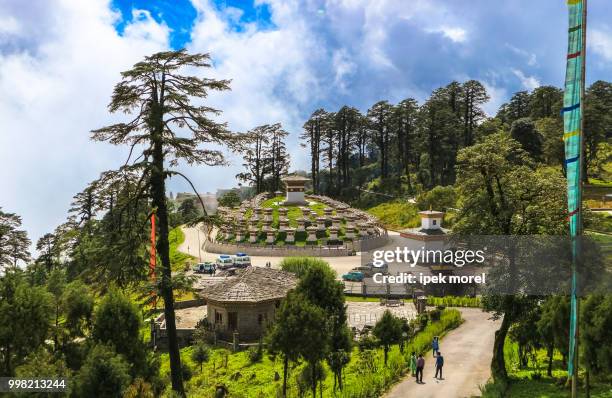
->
[
  {"left": 347, "top": 310, "right": 414, "bottom": 326},
  {"left": 344, "top": 281, "right": 415, "bottom": 297}
]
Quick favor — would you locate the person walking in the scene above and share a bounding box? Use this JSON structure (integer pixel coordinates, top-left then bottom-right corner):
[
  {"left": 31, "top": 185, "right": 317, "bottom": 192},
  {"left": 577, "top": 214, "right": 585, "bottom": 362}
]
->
[
  {"left": 432, "top": 336, "right": 439, "bottom": 357},
  {"left": 409, "top": 352, "right": 417, "bottom": 377},
  {"left": 434, "top": 351, "right": 444, "bottom": 379},
  {"left": 416, "top": 353, "right": 425, "bottom": 383}
]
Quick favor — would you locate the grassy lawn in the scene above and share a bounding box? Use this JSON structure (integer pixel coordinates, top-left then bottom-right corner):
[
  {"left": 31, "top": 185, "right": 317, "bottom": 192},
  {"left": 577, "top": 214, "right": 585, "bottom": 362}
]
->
[
  {"left": 169, "top": 227, "right": 194, "bottom": 272},
  {"left": 221, "top": 196, "right": 354, "bottom": 246},
  {"left": 366, "top": 201, "right": 420, "bottom": 230},
  {"left": 159, "top": 309, "right": 464, "bottom": 397},
  {"left": 504, "top": 378, "right": 612, "bottom": 398},
  {"left": 482, "top": 339, "right": 612, "bottom": 397}
]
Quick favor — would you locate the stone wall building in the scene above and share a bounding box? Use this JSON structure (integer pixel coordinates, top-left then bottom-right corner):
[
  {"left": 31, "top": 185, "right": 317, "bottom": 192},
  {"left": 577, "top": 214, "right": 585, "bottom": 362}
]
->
[{"left": 199, "top": 267, "right": 298, "bottom": 341}]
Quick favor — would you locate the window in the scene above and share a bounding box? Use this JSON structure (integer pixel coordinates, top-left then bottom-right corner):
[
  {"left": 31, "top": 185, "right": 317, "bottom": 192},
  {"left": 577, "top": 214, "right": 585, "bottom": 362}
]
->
[
  {"left": 432, "top": 220, "right": 437, "bottom": 225},
  {"left": 258, "top": 313, "right": 268, "bottom": 326},
  {"left": 214, "top": 310, "right": 223, "bottom": 324}
]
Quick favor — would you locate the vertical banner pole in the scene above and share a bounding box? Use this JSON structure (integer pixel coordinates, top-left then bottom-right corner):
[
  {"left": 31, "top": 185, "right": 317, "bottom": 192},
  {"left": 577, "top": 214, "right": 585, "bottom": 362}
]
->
[{"left": 563, "top": 1, "right": 587, "bottom": 396}]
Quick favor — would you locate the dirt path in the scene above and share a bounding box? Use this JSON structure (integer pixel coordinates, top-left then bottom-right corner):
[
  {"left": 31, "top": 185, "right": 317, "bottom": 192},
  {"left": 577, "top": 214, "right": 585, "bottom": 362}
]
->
[{"left": 384, "top": 308, "right": 499, "bottom": 398}]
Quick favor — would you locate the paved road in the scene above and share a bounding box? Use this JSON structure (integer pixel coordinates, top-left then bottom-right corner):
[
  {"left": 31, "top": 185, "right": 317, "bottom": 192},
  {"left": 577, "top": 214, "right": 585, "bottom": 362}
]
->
[{"left": 385, "top": 308, "right": 498, "bottom": 398}]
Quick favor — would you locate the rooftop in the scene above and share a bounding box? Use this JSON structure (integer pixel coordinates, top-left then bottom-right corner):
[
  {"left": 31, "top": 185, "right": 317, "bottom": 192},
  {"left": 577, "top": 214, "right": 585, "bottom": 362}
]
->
[
  {"left": 282, "top": 174, "right": 310, "bottom": 182},
  {"left": 419, "top": 210, "right": 445, "bottom": 217},
  {"left": 199, "top": 267, "right": 298, "bottom": 303}
]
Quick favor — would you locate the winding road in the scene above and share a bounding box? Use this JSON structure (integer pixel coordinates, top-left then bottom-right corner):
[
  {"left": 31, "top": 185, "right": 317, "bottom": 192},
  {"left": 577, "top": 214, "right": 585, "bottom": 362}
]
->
[
  {"left": 180, "top": 225, "right": 500, "bottom": 397},
  {"left": 384, "top": 308, "right": 499, "bottom": 398}
]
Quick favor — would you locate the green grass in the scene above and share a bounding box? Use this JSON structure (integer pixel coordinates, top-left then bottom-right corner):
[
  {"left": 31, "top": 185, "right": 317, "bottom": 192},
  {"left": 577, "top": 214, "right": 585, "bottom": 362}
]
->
[
  {"left": 169, "top": 227, "right": 194, "bottom": 272},
  {"left": 502, "top": 378, "right": 612, "bottom": 398},
  {"left": 222, "top": 196, "right": 353, "bottom": 246},
  {"left": 481, "top": 338, "right": 612, "bottom": 397},
  {"left": 367, "top": 201, "right": 420, "bottom": 230},
  {"left": 588, "top": 178, "right": 612, "bottom": 188},
  {"left": 159, "top": 309, "right": 464, "bottom": 397}
]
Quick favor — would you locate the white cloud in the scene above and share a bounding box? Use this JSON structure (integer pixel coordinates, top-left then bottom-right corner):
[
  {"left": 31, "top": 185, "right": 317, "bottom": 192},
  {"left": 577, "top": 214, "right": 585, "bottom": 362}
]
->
[
  {"left": 332, "top": 48, "right": 356, "bottom": 92},
  {"left": 590, "top": 28, "right": 612, "bottom": 61},
  {"left": 427, "top": 26, "right": 467, "bottom": 43},
  {"left": 0, "top": 0, "right": 170, "bottom": 248},
  {"left": 0, "top": 15, "right": 21, "bottom": 36},
  {"left": 505, "top": 44, "right": 537, "bottom": 66},
  {"left": 3, "top": 0, "right": 612, "bottom": 250},
  {"left": 511, "top": 68, "right": 540, "bottom": 90}
]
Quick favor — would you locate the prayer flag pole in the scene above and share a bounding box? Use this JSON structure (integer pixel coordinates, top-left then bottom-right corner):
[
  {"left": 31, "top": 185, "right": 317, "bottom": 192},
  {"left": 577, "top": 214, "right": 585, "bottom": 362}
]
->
[{"left": 563, "top": 1, "right": 587, "bottom": 396}]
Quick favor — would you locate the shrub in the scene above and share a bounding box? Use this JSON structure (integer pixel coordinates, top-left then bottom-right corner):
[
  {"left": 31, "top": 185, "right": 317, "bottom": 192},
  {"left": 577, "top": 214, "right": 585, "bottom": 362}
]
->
[
  {"left": 479, "top": 379, "right": 508, "bottom": 398},
  {"left": 358, "top": 335, "right": 378, "bottom": 352},
  {"left": 416, "top": 185, "right": 457, "bottom": 211},
  {"left": 247, "top": 342, "right": 263, "bottom": 364},
  {"left": 181, "top": 362, "right": 192, "bottom": 382},
  {"left": 190, "top": 343, "right": 210, "bottom": 372},
  {"left": 417, "top": 313, "right": 429, "bottom": 330},
  {"left": 279, "top": 257, "right": 333, "bottom": 278},
  {"left": 428, "top": 295, "right": 482, "bottom": 308},
  {"left": 74, "top": 344, "right": 131, "bottom": 397}
]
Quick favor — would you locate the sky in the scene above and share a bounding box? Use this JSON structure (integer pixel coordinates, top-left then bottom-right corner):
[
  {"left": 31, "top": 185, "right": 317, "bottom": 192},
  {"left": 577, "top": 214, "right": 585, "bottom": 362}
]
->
[{"left": 1, "top": 0, "right": 612, "bottom": 249}]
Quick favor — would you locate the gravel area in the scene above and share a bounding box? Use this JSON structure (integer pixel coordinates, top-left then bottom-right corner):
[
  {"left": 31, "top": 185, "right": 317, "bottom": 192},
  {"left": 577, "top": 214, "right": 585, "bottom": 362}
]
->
[{"left": 346, "top": 301, "right": 417, "bottom": 329}]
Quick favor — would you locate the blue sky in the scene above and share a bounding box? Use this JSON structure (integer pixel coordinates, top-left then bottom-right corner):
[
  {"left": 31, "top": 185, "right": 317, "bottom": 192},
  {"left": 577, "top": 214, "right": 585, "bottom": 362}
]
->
[
  {"left": 1, "top": 0, "right": 612, "bottom": 250},
  {"left": 109, "top": 0, "right": 612, "bottom": 112},
  {"left": 111, "top": 0, "right": 274, "bottom": 47}
]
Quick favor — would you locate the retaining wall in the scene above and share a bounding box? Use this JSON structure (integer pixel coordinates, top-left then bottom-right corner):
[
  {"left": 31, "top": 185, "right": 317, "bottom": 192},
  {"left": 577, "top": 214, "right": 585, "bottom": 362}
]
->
[{"left": 205, "top": 235, "right": 389, "bottom": 257}]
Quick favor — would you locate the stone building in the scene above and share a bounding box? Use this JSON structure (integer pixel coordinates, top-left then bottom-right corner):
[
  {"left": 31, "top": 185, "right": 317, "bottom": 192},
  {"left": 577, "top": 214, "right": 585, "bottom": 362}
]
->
[{"left": 199, "top": 267, "right": 298, "bottom": 341}]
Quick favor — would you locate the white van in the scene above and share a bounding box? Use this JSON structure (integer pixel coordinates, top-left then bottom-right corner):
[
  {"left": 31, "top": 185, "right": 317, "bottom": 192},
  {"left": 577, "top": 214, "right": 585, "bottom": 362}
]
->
[
  {"left": 216, "top": 255, "right": 234, "bottom": 270},
  {"left": 233, "top": 252, "right": 251, "bottom": 268}
]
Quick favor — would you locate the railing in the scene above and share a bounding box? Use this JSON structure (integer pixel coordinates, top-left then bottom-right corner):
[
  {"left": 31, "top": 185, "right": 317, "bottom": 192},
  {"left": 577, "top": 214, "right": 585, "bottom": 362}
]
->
[
  {"left": 347, "top": 310, "right": 414, "bottom": 325},
  {"left": 343, "top": 281, "right": 414, "bottom": 297}
]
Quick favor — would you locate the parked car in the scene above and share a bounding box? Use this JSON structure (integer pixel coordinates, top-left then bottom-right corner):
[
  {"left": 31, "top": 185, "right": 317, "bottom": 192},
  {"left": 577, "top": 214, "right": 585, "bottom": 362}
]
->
[
  {"left": 233, "top": 252, "right": 251, "bottom": 268},
  {"left": 351, "top": 265, "right": 376, "bottom": 277},
  {"left": 351, "top": 262, "right": 389, "bottom": 277},
  {"left": 368, "top": 261, "right": 389, "bottom": 274},
  {"left": 216, "top": 255, "right": 234, "bottom": 270},
  {"left": 342, "top": 271, "right": 364, "bottom": 282},
  {"left": 193, "top": 262, "right": 216, "bottom": 274}
]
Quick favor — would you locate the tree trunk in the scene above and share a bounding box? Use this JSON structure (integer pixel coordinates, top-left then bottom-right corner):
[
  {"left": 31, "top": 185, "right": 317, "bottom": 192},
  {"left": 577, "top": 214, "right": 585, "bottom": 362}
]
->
[
  {"left": 332, "top": 371, "right": 336, "bottom": 392},
  {"left": 151, "top": 138, "right": 184, "bottom": 396},
  {"left": 491, "top": 311, "right": 511, "bottom": 382},
  {"left": 4, "top": 344, "right": 11, "bottom": 376},
  {"left": 311, "top": 362, "right": 317, "bottom": 398},
  {"left": 283, "top": 356, "right": 288, "bottom": 398},
  {"left": 384, "top": 347, "right": 389, "bottom": 366},
  {"left": 586, "top": 369, "right": 590, "bottom": 398},
  {"left": 547, "top": 347, "right": 553, "bottom": 377},
  {"left": 54, "top": 303, "right": 59, "bottom": 351},
  {"left": 338, "top": 366, "right": 343, "bottom": 391}
]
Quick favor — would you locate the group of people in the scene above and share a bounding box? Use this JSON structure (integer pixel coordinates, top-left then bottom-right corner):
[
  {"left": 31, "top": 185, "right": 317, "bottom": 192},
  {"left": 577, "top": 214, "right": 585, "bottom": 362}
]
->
[{"left": 409, "top": 336, "right": 444, "bottom": 384}]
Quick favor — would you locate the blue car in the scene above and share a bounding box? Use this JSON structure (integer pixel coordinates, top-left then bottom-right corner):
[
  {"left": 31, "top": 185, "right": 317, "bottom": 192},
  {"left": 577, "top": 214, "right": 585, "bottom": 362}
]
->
[{"left": 342, "top": 271, "right": 364, "bottom": 282}]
